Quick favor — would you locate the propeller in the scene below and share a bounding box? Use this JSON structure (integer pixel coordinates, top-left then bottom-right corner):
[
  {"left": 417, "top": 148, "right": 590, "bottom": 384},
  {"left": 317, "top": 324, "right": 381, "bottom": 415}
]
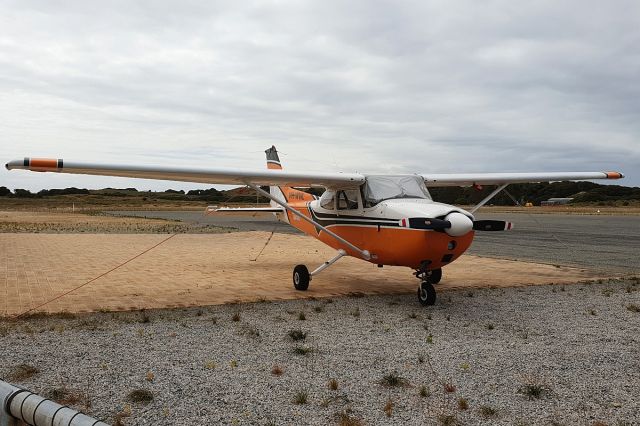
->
[
  {"left": 400, "top": 214, "right": 513, "bottom": 234},
  {"left": 400, "top": 212, "right": 474, "bottom": 236},
  {"left": 472, "top": 220, "right": 513, "bottom": 231},
  {"left": 403, "top": 217, "right": 451, "bottom": 230}
]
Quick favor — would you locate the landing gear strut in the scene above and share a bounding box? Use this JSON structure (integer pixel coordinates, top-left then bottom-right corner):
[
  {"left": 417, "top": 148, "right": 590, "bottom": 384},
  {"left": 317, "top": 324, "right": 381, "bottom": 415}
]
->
[
  {"left": 428, "top": 268, "right": 442, "bottom": 284},
  {"left": 292, "top": 249, "right": 347, "bottom": 291},
  {"left": 415, "top": 262, "right": 439, "bottom": 306}
]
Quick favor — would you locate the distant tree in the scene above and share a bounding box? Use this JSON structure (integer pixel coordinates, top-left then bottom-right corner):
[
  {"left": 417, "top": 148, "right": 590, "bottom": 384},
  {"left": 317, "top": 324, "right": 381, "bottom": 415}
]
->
[
  {"left": 37, "top": 187, "right": 90, "bottom": 196},
  {"left": 187, "top": 188, "right": 223, "bottom": 197},
  {"left": 0, "top": 186, "right": 11, "bottom": 196},
  {"left": 13, "top": 188, "right": 34, "bottom": 198},
  {"left": 165, "top": 189, "right": 185, "bottom": 194}
]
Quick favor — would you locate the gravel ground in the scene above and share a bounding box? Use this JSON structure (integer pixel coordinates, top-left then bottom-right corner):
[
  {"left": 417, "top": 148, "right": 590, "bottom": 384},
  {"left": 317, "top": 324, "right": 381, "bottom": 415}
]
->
[{"left": 1, "top": 279, "right": 639, "bottom": 426}]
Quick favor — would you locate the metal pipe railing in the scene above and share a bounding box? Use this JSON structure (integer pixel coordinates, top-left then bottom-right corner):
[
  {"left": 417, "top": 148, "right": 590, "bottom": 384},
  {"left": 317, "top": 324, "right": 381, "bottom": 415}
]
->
[{"left": 0, "top": 381, "right": 108, "bottom": 426}]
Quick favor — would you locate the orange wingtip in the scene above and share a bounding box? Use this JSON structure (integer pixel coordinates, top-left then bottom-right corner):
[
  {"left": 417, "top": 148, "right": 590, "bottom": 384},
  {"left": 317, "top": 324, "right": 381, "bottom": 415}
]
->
[
  {"left": 26, "top": 158, "right": 63, "bottom": 169},
  {"left": 605, "top": 171, "right": 624, "bottom": 179}
]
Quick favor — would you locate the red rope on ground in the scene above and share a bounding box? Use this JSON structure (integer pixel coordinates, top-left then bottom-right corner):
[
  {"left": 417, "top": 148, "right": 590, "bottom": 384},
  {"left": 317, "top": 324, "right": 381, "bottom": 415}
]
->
[{"left": 13, "top": 233, "right": 178, "bottom": 319}]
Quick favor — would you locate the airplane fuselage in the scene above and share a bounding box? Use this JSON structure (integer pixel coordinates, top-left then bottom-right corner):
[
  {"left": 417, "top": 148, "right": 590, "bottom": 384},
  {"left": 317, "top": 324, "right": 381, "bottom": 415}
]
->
[{"left": 277, "top": 194, "right": 475, "bottom": 270}]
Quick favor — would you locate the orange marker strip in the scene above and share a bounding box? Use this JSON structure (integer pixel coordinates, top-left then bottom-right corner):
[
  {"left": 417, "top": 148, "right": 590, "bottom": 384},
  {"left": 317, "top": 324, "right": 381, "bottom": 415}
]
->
[{"left": 30, "top": 158, "right": 59, "bottom": 168}]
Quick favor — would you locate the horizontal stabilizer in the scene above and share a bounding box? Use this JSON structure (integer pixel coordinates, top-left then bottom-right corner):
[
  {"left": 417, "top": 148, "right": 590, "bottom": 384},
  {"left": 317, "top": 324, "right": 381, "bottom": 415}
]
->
[{"left": 206, "top": 206, "right": 285, "bottom": 214}]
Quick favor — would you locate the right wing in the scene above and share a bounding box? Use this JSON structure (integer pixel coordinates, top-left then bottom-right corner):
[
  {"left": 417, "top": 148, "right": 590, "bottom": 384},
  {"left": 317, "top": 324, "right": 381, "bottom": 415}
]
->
[
  {"left": 5, "top": 158, "right": 364, "bottom": 188},
  {"left": 421, "top": 171, "right": 625, "bottom": 187}
]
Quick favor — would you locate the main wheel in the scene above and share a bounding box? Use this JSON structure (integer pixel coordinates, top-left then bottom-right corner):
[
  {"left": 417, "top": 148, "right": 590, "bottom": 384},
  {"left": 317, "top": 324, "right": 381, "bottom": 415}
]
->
[
  {"left": 293, "top": 265, "right": 310, "bottom": 291},
  {"left": 428, "top": 268, "right": 442, "bottom": 284},
  {"left": 417, "top": 281, "right": 436, "bottom": 306}
]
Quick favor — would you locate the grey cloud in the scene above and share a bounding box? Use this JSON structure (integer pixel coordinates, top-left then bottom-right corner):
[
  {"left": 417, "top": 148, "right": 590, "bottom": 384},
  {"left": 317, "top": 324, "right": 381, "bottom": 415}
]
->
[{"left": 0, "top": 0, "right": 638, "bottom": 192}]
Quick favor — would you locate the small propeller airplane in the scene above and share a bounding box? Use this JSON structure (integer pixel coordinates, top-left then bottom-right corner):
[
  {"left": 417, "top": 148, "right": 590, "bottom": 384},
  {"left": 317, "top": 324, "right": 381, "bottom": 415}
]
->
[{"left": 6, "top": 148, "right": 624, "bottom": 306}]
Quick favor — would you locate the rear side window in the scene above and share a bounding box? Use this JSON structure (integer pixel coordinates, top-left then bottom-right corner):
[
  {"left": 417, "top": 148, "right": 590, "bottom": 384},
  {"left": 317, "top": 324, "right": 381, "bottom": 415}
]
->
[{"left": 320, "top": 190, "right": 336, "bottom": 209}]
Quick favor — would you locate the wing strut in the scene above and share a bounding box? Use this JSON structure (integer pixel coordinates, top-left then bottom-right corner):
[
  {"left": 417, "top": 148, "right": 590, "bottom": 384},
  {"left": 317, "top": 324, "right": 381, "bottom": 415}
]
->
[
  {"left": 470, "top": 183, "right": 509, "bottom": 214},
  {"left": 247, "top": 183, "right": 371, "bottom": 260}
]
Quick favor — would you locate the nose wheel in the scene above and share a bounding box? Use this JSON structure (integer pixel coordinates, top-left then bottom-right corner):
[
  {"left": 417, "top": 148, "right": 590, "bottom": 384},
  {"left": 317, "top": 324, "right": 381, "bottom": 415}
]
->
[
  {"left": 418, "top": 281, "right": 436, "bottom": 306},
  {"left": 415, "top": 261, "right": 439, "bottom": 306}
]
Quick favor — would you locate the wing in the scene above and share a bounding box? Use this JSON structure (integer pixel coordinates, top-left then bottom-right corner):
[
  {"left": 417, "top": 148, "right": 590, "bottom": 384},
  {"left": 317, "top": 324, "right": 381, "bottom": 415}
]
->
[
  {"left": 421, "top": 171, "right": 624, "bottom": 187},
  {"left": 5, "top": 158, "right": 364, "bottom": 188}
]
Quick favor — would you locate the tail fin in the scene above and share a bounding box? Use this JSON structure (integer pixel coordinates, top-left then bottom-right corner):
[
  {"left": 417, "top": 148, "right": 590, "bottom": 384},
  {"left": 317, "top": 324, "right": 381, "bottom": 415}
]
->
[
  {"left": 265, "top": 146, "right": 282, "bottom": 170},
  {"left": 264, "top": 146, "right": 314, "bottom": 218}
]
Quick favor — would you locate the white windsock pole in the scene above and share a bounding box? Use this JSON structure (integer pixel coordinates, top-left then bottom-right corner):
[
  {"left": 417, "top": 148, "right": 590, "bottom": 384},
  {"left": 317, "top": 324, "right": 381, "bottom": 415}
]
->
[{"left": 0, "top": 380, "right": 108, "bottom": 426}]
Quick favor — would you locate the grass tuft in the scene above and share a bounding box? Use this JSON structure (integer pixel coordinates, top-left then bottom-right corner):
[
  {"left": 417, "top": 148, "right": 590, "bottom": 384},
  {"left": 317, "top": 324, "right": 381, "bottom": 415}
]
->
[
  {"left": 293, "top": 346, "right": 313, "bottom": 356},
  {"left": 298, "top": 312, "right": 306, "bottom": 321},
  {"left": 518, "top": 375, "right": 549, "bottom": 400},
  {"left": 7, "top": 364, "right": 39, "bottom": 381},
  {"left": 328, "top": 378, "right": 338, "bottom": 391},
  {"left": 627, "top": 304, "right": 640, "bottom": 313},
  {"left": 383, "top": 398, "right": 394, "bottom": 417},
  {"left": 457, "top": 398, "right": 469, "bottom": 410},
  {"left": 293, "top": 390, "right": 308, "bottom": 405},
  {"left": 127, "top": 389, "right": 154, "bottom": 404},
  {"left": 271, "top": 365, "right": 283, "bottom": 376},
  {"left": 419, "top": 385, "right": 430, "bottom": 398},
  {"left": 380, "top": 371, "right": 408, "bottom": 387},
  {"left": 437, "top": 414, "right": 457, "bottom": 425},
  {"left": 232, "top": 312, "right": 241, "bottom": 322},
  {"left": 478, "top": 405, "right": 497, "bottom": 418},
  {"left": 288, "top": 329, "right": 307, "bottom": 341},
  {"left": 337, "top": 411, "right": 364, "bottom": 426}
]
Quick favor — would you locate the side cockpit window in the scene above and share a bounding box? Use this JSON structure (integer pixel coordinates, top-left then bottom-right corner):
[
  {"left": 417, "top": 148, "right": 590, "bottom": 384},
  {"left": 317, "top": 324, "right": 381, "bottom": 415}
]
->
[{"left": 337, "top": 189, "right": 359, "bottom": 210}]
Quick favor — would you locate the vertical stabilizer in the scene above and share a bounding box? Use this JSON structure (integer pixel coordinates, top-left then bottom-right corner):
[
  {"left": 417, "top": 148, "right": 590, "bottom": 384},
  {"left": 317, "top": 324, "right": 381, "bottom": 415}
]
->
[
  {"left": 263, "top": 146, "right": 314, "bottom": 223},
  {"left": 265, "top": 145, "right": 282, "bottom": 170}
]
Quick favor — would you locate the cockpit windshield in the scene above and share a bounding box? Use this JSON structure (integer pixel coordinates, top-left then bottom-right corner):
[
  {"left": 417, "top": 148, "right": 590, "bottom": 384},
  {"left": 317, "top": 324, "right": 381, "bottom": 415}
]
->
[{"left": 362, "top": 175, "right": 432, "bottom": 206}]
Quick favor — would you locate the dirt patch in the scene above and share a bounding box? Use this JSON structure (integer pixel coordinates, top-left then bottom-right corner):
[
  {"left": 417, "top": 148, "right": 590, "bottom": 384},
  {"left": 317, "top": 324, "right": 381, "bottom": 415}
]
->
[{"left": 0, "top": 232, "right": 602, "bottom": 316}]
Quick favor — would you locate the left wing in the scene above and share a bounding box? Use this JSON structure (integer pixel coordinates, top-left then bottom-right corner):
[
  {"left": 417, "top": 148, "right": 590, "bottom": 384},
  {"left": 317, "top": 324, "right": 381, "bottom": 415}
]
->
[
  {"left": 5, "top": 158, "right": 364, "bottom": 188},
  {"left": 421, "top": 171, "right": 624, "bottom": 187}
]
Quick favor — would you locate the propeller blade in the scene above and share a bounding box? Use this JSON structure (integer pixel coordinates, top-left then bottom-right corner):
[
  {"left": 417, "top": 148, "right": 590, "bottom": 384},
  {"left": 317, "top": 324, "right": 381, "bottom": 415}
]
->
[
  {"left": 473, "top": 220, "right": 513, "bottom": 231},
  {"left": 401, "top": 217, "right": 451, "bottom": 230}
]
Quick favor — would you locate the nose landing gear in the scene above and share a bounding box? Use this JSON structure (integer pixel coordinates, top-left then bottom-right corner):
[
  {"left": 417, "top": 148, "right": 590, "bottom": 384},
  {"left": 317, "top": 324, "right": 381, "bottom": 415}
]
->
[
  {"left": 415, "top": 262, "right": 440, "bottom": 306},
  {"left": 418, "top": 281, "right": 436, "bottom": 306}
]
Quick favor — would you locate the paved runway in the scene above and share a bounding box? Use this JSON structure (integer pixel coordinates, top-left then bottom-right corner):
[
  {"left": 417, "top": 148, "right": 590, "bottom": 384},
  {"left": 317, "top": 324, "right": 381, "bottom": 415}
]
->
[{"left": 109, "top": 210, "right": 640, "bottom": 275}]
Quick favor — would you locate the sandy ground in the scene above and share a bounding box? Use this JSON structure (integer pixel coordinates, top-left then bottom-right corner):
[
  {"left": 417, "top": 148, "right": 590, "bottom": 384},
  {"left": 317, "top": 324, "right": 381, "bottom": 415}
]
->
[{"left": 1, "top": 232, "right": 600, "bottom": 317}]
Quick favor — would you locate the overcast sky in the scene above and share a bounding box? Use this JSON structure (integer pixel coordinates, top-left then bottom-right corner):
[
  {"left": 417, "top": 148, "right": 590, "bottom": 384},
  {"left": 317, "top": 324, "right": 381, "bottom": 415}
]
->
[{"left": 1, "top": 0, "right": 638, "bottom": 192}]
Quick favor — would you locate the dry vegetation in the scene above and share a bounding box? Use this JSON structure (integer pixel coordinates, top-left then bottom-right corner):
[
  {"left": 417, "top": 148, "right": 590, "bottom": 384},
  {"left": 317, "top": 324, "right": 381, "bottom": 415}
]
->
[
  {"left": 6, "top": 363, "right": 40, "bottom": 381},
  {"left": 0, "top": 211, "right": 232, "bottom": 233}
]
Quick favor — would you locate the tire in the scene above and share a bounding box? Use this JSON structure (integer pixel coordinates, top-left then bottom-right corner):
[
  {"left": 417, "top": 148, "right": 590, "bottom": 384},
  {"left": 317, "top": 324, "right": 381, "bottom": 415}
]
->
[
  {"left": 417, "top": 281, "right": 436, "bottom": 306},
  {"left": 293, "top": 265, "right": 310, "bottom": 291},
  {"left": 429, "top": 268, "right": 442, "bottom": 284}
]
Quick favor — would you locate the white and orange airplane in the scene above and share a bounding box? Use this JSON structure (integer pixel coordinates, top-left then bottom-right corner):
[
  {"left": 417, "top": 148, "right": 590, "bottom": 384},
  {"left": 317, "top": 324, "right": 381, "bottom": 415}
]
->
[{"left": 6, "top": 147, "right": 624, "bottom": 306}]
